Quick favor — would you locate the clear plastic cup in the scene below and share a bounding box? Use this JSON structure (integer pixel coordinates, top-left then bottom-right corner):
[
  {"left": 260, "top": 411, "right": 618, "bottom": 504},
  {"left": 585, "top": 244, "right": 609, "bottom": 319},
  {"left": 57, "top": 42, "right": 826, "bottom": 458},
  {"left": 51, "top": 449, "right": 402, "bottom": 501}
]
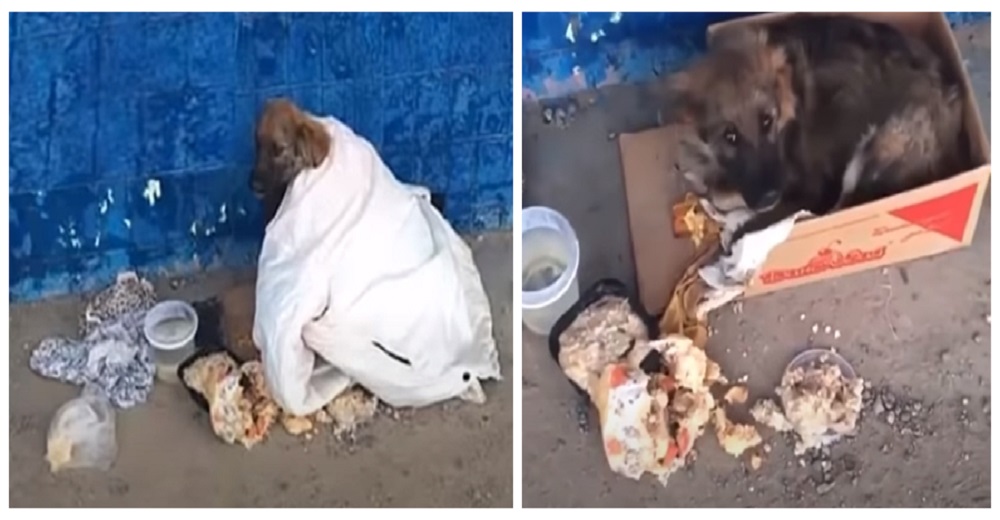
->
[
  {"left": 143, "top": 301, "right": 199, "bottom": 385},
  {"left": 522, "top": 206, "right": 580, "bottom": 336}
]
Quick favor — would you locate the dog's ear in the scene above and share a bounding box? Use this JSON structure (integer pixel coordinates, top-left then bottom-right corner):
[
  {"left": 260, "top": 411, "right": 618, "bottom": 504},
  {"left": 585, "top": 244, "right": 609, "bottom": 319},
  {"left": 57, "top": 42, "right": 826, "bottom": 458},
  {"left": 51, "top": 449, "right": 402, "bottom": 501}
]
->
[
  {"left": 772, "top": 48, "right": 797, "bottom": 127},
  {"left": 665, "top": 70, "right": 705, "bottom": 125},
  {"left": 294, "top": 118, "right": 332, "bottom": 170}
]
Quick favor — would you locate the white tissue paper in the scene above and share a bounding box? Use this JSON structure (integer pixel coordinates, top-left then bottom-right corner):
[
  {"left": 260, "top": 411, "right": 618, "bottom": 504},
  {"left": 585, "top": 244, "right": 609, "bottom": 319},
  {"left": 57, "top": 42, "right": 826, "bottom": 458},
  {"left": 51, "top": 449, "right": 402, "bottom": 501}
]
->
[{"left": 696, "top": 205, "right": 810, "bottom": 316}]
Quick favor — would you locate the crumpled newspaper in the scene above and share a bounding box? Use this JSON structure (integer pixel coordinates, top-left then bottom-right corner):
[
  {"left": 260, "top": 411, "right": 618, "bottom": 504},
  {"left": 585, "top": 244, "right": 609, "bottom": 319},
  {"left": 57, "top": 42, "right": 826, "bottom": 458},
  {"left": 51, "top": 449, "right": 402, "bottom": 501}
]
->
[{"left": 29, "top": 272, "right": 158, "bottom": 408}]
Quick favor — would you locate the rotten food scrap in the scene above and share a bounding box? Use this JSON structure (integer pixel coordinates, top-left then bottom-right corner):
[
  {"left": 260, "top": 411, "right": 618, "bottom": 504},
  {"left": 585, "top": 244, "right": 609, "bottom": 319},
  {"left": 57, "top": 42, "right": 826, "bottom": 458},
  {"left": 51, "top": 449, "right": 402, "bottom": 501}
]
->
[
  {"left": 182, "top": 354, "right": 275, "bottom": 449},
  {"left": 671, "top": 193, "right": 720, "bottom": 248},
  {"left": 724, "top": 385, "right": 749, "bottom": 404},
  {"left": 557, "top": 296, "right": 649, "bottom": 393},
  {"left": 713, "top": 407, "right": 762, "bottom": 457},
  {"left": 182, "top": 352, "right": 376, "bottom": 448},
  {"left": 592, "top": 335, "right": 725, "bottom": 486},
  {"left": 324, "top": 387, "right": 379, "bottom": 437},
  {"left": 751, "top": 351, "right": 864, "bottom": 455}
]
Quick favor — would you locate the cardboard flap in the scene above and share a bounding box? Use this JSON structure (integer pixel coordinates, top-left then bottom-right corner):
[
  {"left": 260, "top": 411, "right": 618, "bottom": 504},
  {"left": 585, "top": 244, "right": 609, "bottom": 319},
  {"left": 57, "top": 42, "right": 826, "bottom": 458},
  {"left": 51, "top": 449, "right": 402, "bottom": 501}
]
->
[{"left": 618, "top": 126, "right": 698, "bottom": 316}]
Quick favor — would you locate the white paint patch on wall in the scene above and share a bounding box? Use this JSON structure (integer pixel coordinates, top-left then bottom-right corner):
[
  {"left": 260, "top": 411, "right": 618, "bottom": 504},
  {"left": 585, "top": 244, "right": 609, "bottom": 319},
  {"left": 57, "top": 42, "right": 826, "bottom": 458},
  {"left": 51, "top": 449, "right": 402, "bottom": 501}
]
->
[{"left": 143, "top": 179, "right": 162, "bottom": 206}]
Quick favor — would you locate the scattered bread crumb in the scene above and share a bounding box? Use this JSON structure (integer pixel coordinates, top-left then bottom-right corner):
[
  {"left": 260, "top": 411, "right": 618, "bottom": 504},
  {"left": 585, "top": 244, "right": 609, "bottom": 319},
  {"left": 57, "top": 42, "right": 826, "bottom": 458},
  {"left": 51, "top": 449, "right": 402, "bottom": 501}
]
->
[
  {"left": 724, "top": 385, "right": 748, "bottom": 405},
  {"left": 713, "top": 408, "right": 762, "bottom": 457},
  {"left": 281, "top": 414, "right": 314, "bottom": 436}
]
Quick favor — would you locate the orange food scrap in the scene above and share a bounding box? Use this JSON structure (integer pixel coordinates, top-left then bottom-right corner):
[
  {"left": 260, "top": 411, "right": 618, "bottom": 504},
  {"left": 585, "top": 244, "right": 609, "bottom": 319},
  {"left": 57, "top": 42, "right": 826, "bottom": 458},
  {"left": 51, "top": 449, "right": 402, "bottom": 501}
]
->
[
  {"left": 676, "top": 428, "right": 691, "bottom": 455},
  {"left": 664, "top": 441, "right": 679, "bottom": 465},
  {"left": 671, "top": 193, "right": 720, "bottom": 248},
  {"left": 605, "top": 438, "right": 624, "bottom": 456},
  {"left": 608, "top": 364, "right": 629, "bottom": 388}
]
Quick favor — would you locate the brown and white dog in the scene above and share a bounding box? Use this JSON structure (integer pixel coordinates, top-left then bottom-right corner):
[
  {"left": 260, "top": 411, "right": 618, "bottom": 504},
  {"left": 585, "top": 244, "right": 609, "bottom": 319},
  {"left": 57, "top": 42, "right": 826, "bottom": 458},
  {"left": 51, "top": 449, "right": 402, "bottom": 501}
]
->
[
  {"left": 250, "top": 98, "right": 334, "bottom": 225},
  {"left": 670, "top": 15, "right": 965, "bottom": 244}
]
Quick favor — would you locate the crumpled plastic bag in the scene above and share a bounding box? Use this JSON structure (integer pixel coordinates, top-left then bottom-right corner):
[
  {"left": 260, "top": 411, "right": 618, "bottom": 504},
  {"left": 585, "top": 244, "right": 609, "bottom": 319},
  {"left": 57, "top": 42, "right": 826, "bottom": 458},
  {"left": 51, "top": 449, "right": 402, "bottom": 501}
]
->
[{"left": 45, "top": 385, "right": 117, "bottom": 473}]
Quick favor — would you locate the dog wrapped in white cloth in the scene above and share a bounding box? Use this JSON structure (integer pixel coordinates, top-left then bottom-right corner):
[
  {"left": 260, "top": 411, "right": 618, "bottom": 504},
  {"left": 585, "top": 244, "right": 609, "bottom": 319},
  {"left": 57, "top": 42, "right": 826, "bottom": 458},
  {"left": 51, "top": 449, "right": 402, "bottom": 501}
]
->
[{"left": 252, "top": 110, "right": 501, "bottom": 416}]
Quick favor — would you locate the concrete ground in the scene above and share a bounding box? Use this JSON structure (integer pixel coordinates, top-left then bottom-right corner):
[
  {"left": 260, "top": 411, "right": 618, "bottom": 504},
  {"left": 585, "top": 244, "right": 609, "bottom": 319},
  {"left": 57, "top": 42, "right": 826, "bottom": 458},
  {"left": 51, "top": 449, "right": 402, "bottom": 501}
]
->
[
  {"left": 522, "top": 22, "right": 991, "bottom": 508},
  {"left": 9, "top": 233, "right": 513, "bottom": 508}
]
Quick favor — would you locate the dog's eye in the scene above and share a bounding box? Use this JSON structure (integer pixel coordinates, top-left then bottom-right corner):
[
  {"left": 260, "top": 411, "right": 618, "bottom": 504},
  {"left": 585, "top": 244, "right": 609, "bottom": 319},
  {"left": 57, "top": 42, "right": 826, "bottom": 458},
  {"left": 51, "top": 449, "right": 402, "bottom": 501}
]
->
[
  {"left": 723, "top": 126, "right": 738, "bottom": 145},
  {"left": 761, "top": 114, "right": 774, "bottom": 132}
]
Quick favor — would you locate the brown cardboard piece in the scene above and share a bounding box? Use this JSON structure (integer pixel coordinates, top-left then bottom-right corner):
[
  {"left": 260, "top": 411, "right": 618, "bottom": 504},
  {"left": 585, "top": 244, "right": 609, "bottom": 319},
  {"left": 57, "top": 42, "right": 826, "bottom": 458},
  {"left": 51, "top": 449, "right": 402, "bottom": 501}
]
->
[{"left": 620, "top": 12, "right": 991, "bottom": 316}]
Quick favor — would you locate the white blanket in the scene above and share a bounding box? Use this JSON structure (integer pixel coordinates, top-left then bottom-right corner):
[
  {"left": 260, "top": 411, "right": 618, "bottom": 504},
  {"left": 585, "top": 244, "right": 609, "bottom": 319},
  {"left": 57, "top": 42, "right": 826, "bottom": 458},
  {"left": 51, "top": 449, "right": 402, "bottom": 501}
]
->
[{"left": 253, "top": 117, "right": 501, "bottom": 415}]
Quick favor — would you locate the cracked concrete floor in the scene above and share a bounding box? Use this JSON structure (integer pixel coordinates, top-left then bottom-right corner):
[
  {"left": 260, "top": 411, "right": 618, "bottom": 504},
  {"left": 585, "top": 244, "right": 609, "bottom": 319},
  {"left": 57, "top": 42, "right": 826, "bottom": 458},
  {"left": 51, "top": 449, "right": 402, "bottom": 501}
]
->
[
  {"left": 9, "top": 233, "right": 513, "bottom": 508},
  {"left": 522, "top": 22, "right": 991, "bottom": 508}
]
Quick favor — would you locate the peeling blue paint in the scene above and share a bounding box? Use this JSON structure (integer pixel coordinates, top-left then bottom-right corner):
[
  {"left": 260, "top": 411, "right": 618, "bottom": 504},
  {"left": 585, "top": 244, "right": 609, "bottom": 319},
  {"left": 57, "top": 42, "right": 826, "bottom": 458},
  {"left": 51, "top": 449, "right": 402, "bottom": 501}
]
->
[
  {"left": 521, "top": 12, "right": 991, "bottom": 100},
  {"left": 9, "top": 12, "right": 514, "bottom": 302}
]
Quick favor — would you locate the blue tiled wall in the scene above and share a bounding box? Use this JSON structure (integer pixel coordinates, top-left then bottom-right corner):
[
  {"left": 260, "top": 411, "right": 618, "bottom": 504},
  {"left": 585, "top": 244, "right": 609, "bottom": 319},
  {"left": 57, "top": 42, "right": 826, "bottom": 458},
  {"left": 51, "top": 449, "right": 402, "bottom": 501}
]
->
[
  {"left": 522, "top": 12, "right": 991, "bottom": 100},
  {"left": 9, "top": 12, "right": 513, "bottom": 301}
]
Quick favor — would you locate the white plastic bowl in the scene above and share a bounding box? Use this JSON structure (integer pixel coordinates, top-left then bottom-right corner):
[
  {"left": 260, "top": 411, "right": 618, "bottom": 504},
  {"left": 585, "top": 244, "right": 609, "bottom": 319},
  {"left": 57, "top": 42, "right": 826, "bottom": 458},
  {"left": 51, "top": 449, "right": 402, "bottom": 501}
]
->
[
  {"left": 143, "top": 300, "right": 199, "bottom": 384},
  {"left": 522, "top": 206, "right": 580, "bottom": 336}
]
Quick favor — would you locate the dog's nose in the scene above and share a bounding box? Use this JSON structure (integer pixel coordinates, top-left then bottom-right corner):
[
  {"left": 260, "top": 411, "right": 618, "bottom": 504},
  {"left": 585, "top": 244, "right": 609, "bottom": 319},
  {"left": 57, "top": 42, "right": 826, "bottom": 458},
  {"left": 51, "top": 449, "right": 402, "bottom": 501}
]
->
[{"left": 758, "top": 189, "right": 780, "bottom": 209}]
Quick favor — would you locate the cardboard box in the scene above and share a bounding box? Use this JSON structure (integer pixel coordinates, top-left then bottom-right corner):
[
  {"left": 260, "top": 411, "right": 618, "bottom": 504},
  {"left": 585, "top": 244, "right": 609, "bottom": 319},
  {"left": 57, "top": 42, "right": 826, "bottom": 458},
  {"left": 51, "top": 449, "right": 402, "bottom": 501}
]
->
[{"left": 620, "top": 12, "right": 990, "bottom": 316}]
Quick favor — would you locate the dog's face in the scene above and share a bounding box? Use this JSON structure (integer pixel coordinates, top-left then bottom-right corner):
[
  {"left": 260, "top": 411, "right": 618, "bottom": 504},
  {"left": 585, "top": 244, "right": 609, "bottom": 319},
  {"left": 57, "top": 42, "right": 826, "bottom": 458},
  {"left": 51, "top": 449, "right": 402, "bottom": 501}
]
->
[
  {"left": 250, "top": 98, "right": 331, "bottom": 198},
  {"left": 670, "top": 27, "right": 797, "bottom": 212}
]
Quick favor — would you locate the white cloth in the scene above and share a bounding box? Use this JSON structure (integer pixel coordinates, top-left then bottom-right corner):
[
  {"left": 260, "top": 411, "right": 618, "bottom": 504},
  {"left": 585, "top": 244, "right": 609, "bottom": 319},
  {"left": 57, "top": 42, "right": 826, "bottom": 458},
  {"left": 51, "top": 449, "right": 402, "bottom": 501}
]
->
[
  {"left": 696, "top": 207, "right": 808, "bottom": 316},
  {"left": 253, "top": 116, "right": 501, "bottom": 415}
]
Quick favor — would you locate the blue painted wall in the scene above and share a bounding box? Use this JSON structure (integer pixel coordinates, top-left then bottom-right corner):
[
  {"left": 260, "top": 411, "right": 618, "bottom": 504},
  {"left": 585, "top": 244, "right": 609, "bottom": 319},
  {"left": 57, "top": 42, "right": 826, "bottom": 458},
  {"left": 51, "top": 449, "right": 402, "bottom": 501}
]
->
[
  {"left": 9, "top": 12, "right": 513, "bottom": 301},
  {"left": 522, "top": 12, "right": 991, "bottom": 100}
]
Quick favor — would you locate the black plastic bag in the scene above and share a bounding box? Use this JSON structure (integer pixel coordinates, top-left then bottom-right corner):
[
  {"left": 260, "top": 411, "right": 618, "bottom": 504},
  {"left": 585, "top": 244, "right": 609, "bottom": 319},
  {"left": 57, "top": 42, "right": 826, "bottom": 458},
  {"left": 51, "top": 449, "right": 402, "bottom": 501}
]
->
[
  {"left": 546, "top": 278, "right": 659, "bottom": 395},
  {"left": 177, "top": 298, "right": 229, "bottom": 413}
]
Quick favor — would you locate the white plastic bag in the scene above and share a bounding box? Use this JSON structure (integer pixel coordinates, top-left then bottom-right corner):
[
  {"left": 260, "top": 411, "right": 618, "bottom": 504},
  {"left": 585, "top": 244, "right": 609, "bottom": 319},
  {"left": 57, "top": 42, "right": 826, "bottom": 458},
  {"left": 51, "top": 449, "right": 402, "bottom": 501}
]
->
[
  {"left": 696, "top": 209, "right": 808, "bottom": 316},
  {"left": 45, "top": 385, "right": 117, "bottom": 472},
  {"left": 253, "top": 116, "right": 501, "bottom": 416}
]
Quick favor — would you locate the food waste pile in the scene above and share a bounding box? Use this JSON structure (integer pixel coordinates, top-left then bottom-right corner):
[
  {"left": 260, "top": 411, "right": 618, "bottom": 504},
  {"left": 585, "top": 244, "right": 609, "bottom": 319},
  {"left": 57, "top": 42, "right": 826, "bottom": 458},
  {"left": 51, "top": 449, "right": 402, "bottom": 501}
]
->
[
  {"left": 182, "top": 352, "right": 379, "bottom": 448},
  {"left": 551, "top": 196, "right": 872, "bottom": 486}
]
